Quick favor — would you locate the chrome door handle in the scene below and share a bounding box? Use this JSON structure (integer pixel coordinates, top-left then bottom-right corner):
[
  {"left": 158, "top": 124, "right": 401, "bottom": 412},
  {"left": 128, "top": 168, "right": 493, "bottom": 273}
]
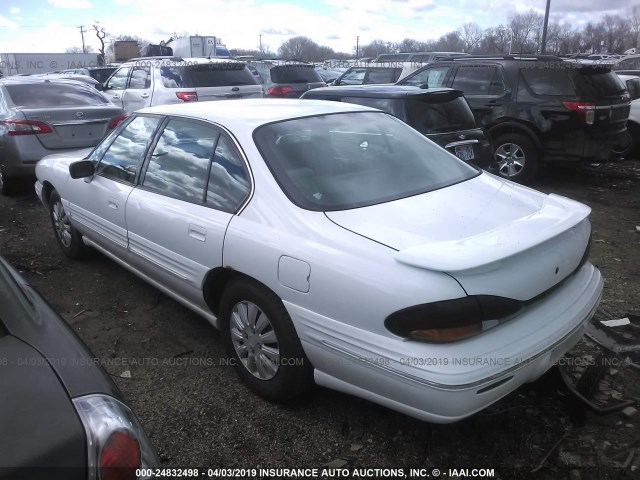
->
[
  {"left": 112, "top": 95, "right": 120, "bottom": 100},
  {"left": 141, "top": 93, "right": 150, "bottom": 98},
  {"left": 107, "top": 200, "right": 118, "bottom": 210}
]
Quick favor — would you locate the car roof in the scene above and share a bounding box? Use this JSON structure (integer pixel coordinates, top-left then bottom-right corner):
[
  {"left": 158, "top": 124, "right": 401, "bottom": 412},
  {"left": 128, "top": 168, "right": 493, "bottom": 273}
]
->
[
  {"left": 304, "top": 85, "right": 459, "bottom": 98},
  {"left": 0, "top": 76, "right": 96, "bottom": 87},
  {"left": 139, "top": 99, "right": 376, "bottom": 131},
  {"left": 123, "top": 56, "right": 246, "bottom": 66}
]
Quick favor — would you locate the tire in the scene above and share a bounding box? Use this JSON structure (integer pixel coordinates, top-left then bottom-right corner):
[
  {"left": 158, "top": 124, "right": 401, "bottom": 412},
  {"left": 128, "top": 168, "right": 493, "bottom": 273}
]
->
[
  {"left": 492, "top": 133, "right": 539, "bottom": 183},
  {"left": 0, "top": 166, "right": 15, "bottom": 196},
  {"left": 49, "top": 189, "right": 91, "bottom": 258},
  {"left": 613, "top": 123, "right": 639, "bottom": 159},
  {"left": 219, "top": 278, "right": 313, "bottom": 401}
]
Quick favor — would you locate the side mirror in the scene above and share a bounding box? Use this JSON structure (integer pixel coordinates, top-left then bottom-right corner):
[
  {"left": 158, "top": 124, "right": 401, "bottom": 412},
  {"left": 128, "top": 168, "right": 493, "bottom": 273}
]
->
[{"left": 69, "top": 160, "right": 95, "bottom": 179}]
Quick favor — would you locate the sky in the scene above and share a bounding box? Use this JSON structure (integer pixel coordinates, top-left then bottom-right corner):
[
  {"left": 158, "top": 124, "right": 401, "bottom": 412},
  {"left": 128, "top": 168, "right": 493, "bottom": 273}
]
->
[{"left": 0, "top": 0, "right": 633, "bottom": 55}]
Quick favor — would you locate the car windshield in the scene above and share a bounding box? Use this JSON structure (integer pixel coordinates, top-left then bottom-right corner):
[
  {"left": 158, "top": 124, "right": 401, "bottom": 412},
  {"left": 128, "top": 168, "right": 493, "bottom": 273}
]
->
[
  {"left": 161, "top": 63, "right": 258, "bottom": 88},
  {"left": 5, "top": 83, "right": 110, "bottom": 107},
  {"left": 253, "top": 112, "right": 478, "bottom": 211},
  {"left": 271, "top": 66, "right": 322, "bottom": 83},
  {"left": 406, "top": 94, "right": 478, "bottom": 134}
]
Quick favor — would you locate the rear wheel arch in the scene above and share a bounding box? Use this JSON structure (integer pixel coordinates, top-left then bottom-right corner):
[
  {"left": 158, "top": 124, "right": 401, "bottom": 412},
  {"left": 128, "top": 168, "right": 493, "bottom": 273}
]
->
[
  {"left": 203, "top": 268, "right": 269, "bottom": 317},
  {"left": 488, "top": 122, "right": 542, "bottom": 152}
]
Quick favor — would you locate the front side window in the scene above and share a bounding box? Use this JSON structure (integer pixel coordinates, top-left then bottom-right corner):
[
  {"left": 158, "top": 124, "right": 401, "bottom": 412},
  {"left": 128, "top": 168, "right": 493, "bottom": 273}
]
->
[
  {"left": 96, "top": 116, "right": 161, "bottom": 183},
  {"left": 106, "top": 67, "right": 132, "bottom": 90},
  {"left": 403, "top": 66, "right": 451, "bottom": 88},
  {"left": 338, "top": 68, "right": 367, "bottom": 85},
  {"left": 254, "top": 112, "right": 478, "bottom": 211},
  {"left": 143, "top": 119, "right": 218, "bottom": 203},
  {"left": 206, "top": 136, "right": 251, "bottom": 213},
  {"left": 366, "top": 68, "right": 402, "bottom": 84}
]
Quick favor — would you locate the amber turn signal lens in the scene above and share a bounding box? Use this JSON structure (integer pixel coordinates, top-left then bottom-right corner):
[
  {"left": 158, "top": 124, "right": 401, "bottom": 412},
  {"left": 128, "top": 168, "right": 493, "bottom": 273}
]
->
[{"left": 410, "top": 324, "right": 482, "bottom": 342}]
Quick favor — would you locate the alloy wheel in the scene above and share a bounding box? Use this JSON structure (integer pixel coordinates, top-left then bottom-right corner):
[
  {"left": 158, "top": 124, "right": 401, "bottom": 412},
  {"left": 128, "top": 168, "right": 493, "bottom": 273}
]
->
[
  {"left": 52, "top": 201, "right": 72, "bottom": 248},
  {"left": 230, "top": 300, "right": 280, "bottom": 380},
  {"left": 495, "top": 143, "right": 526, "bottom": 177}
]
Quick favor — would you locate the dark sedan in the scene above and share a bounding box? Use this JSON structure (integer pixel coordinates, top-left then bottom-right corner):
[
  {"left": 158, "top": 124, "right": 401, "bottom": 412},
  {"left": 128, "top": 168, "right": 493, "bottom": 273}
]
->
[
  {"left": 0, "top": 256, "right": 158, "bottom": 480},
  {"left": 301, "top": 85, "right": 493, "bottom": 168}
]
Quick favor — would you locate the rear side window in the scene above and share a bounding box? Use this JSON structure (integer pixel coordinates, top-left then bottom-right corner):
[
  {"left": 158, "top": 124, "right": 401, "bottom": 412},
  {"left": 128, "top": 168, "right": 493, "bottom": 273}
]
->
[
  {"left": 5, "top": 83, "right": 110, "bottom": 107},
  {"left": 366, "top": 68, "right": 402, "bottom": 84},
  {"left": 271, "top": 66, "right": 322, "bottom": 83},
  {"left": 144, "top": 119, "right": 218, "bottom": 202},
  {"left": 128, "top": 67, "right": 151, "bottom": 89},
  {"left": 406, "top": 95, "right": 477, "bottom": 134},
  {"left": 521, "top": 68, "right": 576, "bottom": 96},
  {"left": 206, "top": 136, "right": 251, "bottom": 213},
  {"left": 160, "top": 64, "right": 257, "bottom": 88},
  {"left": 452, "top": 66, "right": 501, "bottom": 95},
  {"left": 614, "top": 57, "right": 640, "bottom": 71}
]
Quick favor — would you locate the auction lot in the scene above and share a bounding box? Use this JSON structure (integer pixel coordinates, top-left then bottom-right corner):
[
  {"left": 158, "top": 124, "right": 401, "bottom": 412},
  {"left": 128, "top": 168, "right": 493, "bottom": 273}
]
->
[{"left": 1, "top": 161, "right": 639, "bottom": 478}]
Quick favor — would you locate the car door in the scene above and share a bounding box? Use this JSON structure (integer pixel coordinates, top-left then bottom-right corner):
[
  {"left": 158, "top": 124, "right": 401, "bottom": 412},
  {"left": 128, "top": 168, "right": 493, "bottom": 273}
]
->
[
  {"left": 64, "top": 115, "right": 162, "bottom": 258},
  {"left": 449, "top": 64, "right": 510, "bottom": 126},
  {"left": 126, "top": 118, "right": 251, "bottom": 308},
  {"left": 121, "top": 66, "right": 152, "bottom": 113},
  {"left": 101, "top": 66, "right": 132, "bottom": 109}
]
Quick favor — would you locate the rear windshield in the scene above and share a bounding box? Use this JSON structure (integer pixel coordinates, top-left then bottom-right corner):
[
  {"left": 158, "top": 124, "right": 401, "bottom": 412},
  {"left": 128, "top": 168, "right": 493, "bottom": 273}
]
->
[
  {"left": 271, "top": 66, "right": 323, "bottom": 84},
  {"left": 406, "top": 95, "right": 477, "bottom": 134},
  {"left": 5, "top": 83, "right": 110, "bottom": 107},
  {"left": 253, "top": 111, "right": 478, "bottom": 211},
  {"left": 577, "top": 69, "right": 627, "bottom": 97},
  {"left": 161, "top": 63, "right": 258, "bottom": 88}
]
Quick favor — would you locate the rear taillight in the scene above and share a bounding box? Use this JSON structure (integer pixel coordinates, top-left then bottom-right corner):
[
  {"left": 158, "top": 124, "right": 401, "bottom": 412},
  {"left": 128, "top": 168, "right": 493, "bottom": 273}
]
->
[
  {"left": 385, "top": 296, "right": 522, "bottom": 343},
  {"left": 100, "top": 431, "right": 141, "bottom": 480},
  {"left": 176, "top": 91, "right": 198, "bottom": 102},
  {"left": 73, "top": 394, "right": 159, "bottom": 480},
  {"left": 562, "top": 101, "right": 596, "bottom": 125},
  {"left": 108, "top": 114, "right": 129, "bottom": 129},
  {"left": 2, "top": 119, "right": 53, "bottom": 136},
  {"left": 267, "top": 85, "right": 294, "bottom": 96}
]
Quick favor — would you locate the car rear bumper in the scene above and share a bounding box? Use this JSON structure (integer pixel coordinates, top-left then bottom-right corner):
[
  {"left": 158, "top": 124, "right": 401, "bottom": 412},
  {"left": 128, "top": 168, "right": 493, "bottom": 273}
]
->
[{"left": 289, "top": 263, "right": 603, "bottom": 423}]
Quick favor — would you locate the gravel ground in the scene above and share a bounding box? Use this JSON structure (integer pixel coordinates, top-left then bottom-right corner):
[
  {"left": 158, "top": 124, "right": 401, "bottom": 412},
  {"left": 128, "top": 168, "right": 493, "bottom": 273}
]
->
[{"left": 1, "top": 161, "right": 639, "bottom": 479}]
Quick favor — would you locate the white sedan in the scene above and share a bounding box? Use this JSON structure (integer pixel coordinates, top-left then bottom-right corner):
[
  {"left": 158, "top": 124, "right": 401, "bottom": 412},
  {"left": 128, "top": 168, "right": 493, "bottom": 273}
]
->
[{"left": 35, "top": 99, "right": 603, "bottom": 423}]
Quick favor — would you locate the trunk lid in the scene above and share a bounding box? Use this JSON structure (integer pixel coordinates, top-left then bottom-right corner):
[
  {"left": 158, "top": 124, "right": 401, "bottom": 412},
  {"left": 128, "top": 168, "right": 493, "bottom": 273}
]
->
[
  {"left": 19, "top": 106, "right": 123, "bottom": 149},
  {"left": 326, "top": 173, "right": 591, "bottom": 301}
]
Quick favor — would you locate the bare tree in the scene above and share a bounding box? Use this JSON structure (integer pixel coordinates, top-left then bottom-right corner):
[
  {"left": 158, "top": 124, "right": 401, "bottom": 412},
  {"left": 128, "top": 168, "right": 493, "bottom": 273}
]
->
[
  {"left": 459, "top": 23, "right": 484, "bottom": 53},
  {"left": 359, "top": 39, "right": 393, "bottom": 58},
  {"left": 433, "top": 31, "right": 465, "bottom": 52},
  {"left": 630, "top": 5, "right": 640, "bottom": 49},
  {"left": 92, "top": 23, "right": 107, "bottom": 65},
  {"left": 66, "top": 45, "right": 94, "bottom": 54},
  {"left": 509, "top": 10, "right": 543, "bottom": 53}
]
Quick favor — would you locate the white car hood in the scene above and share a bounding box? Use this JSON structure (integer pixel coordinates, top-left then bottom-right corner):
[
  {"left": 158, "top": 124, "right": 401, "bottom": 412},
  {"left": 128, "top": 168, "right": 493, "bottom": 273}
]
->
[{"left": 326, "top": 173, "right": 592, "bottom": 301}]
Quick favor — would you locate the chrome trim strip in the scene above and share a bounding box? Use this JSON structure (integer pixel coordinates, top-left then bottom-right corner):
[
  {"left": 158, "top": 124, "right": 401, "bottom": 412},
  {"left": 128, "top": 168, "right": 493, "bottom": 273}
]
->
[
  {"left": 51, "top": 120, "right": 108, "bottom": 126},
  {"left": 445, "top": 139, "right": 479, "bottom": 148}
]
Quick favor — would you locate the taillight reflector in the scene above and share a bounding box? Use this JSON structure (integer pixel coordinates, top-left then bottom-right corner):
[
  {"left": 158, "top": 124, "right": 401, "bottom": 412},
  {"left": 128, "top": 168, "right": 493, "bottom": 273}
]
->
[
  {"left": 108, "top": 114, "right": 129, "bottom": 129},
  {"left": 176, "top": 91, "right": 198, "bottom": 102},
  {"left": 2, "top": 119, "right": 53, "bottom": 136},
  {"left": 99, "top": 430, "right": 141, "bottom": 480},
  {"left": 562, "top": 101, "right": 596, "bottom": 125},
  {"left": 267, "top": 85, "right": 294, "bottom": 96}
]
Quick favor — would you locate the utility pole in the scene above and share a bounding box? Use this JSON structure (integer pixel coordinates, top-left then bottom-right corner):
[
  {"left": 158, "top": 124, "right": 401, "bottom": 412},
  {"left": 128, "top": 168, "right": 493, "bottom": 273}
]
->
[
  {"left": 78, "top": 25, "right": 86, "bottom": 53},
  {"left": 540, "top": 0, "right": 551, "bottom": 54},
  {"left": 356, "top": 36, "right": 360, "bottom": 59},
  {"left": 259, "top": 34, "right": 263, "bottom": 52}
]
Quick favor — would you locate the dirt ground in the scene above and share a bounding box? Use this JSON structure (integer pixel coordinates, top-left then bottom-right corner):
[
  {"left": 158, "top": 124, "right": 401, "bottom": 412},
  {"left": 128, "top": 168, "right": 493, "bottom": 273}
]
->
[{"left": 1, "top": 161, "right": 639, "bottom": 479}]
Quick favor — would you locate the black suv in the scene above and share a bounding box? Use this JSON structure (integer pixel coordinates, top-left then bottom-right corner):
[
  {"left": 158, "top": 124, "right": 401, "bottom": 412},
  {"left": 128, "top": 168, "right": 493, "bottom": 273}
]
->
[
  {"left": 398, "top": 55, "right": 631, "bottom": 182},
  {"left": 301, "top": 85, "right": 492, "bottom": 168}
]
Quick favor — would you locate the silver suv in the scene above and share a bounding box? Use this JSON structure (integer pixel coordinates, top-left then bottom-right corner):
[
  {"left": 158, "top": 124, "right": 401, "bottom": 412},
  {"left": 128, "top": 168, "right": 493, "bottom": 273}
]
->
[{"left": 101, "top": 57, "right": 263, "bottom": 113}]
